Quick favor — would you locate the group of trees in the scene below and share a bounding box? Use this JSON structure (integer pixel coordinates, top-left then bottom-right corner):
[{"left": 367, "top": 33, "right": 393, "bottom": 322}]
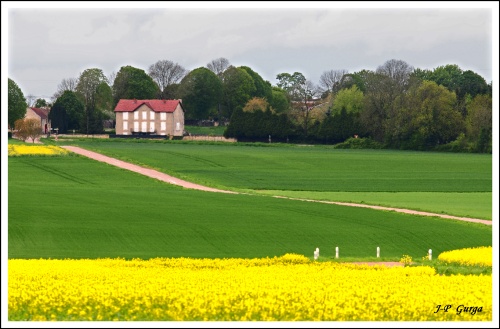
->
[
  {"left": 8, "top": 57, "right": 492, "bottom": 153},
  {"left": 223, "top": 60, "right": 492, "bottom": 153}
]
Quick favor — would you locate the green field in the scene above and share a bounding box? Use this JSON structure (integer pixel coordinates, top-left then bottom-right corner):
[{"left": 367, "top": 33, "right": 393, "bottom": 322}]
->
[
  {"left": 184, "top": 125, "right": 226, "bottom": 136},
  {"left": 8, "top": 155, "right": 492, "bottom": 259},
  {"left": 65, "top": 140, "right": 492, "bottom": 219}
]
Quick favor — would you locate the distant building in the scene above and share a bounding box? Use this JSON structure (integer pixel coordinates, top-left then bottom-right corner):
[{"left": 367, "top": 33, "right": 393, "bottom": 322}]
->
[
  {"left": 25, "top": 107, "right": 51, "bottom": 133},
  {"left": 114, "top": 99, "right": 185, "bottom": 137}
]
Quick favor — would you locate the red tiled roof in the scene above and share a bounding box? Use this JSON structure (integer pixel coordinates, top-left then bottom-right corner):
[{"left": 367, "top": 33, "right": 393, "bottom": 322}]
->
[
  {"left": 114, "top": 99, "right": 183, "bottom": 112},
  {"left": 30, "top": 107, "right": 49, "bottom": 119}
]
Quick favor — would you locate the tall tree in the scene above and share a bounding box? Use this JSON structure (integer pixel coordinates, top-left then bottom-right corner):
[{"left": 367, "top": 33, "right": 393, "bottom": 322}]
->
[
  {"left": 49, "top": 90, "right": 85, "bottom": 133},
  {"left": 26, "top": 94, "right": 37, "bottom": 107},
  {"left": 376, "top": 59, "right": 414, "bottom": 93},
  {"left": 8, "top": 78, "right": 28, "bottom": 129},
  {"left": 148, "top": 60, "right": 187, "bottom": 99},
  {"left": 177, "top": 67, "right": 223, "bottom": 120},
  {"left": 287, "top": 78, "right": 319, "bottom": 137},
  {"left": 206, "top": 57, "right": 230, "bottom": 79},
  {"left": 52, "top": 77, "right": 79, "bottom": 101},
  {"left": 319, "top": 69, "right": 348, "bottom": 95},
  {"left": 239, "top": 66, "right": 272, "bottom": 101},
  {"left": 221, "top": 66, "right": 256, "bottom": 119},
  {"left": 76, "top": 68, "right": 108, "bottom": 134},
  {"left": 276, "top": 72, "right": 306, "bottom": 101},
  {"left": 466, "top": 94, "right": 492, "bottom": 152},
  {"left": 113, "top": 65, "right": 159, "bottom": 105}
]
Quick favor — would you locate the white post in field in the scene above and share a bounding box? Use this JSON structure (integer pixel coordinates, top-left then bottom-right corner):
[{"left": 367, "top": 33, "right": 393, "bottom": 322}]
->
[
  {"left": 335, "top": 246, "right": 339, "bottom": 259},
  {"left": 314, "top": 247, "right": 319, "bottom": 260},
  {"left": 428, "top": 249, "right": 432, "bottom": 261},
  {"left": 377, "top": 246, "right": 380, "bottom": 258}
]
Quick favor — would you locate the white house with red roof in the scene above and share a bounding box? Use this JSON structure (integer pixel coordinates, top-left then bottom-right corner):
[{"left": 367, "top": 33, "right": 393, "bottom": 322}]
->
[{"left": 114, "top": 99, "right": 185, "bottom": 137}]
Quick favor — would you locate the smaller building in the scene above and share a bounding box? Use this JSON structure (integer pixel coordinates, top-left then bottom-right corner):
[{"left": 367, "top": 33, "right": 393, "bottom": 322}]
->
[
  {"left": 114, "top": 99, "right": 185, "bottom": 137},
  {"left": 25, "top": 107, "right": 51, "bottom": 133}
]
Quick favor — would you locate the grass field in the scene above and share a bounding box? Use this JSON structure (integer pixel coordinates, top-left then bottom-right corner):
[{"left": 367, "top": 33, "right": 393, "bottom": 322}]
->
[
  {"left": 8, "top": 154, "right": 491, "bottom": 259},
  {"left": 62, "top": 139, "right": 492, "bottom": 219},
  {"left": 184, "top": 125, "right": 226, "bottom": 136}
]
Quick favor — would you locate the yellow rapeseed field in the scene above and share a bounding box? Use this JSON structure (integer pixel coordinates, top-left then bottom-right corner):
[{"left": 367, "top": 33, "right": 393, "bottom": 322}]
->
[
  {"left": 8, "top": 144, "right": 69, "bottom": 156},
  {"left": 8, "top": 255, "right": 491, "bottom": 321},
  {"left": 438, "top": 246, "right": 492, "bottom": 267}
]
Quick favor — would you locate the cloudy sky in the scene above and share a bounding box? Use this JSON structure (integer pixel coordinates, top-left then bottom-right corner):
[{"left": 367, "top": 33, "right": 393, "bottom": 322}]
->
[{"left": 3, "top": 2, "right": 498, "bottom": 101}]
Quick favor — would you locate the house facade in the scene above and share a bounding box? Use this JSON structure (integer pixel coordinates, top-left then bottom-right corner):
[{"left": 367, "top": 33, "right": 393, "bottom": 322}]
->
[
  {"left": 25, "top": 107, "right": 51, "bottom": 133},
  {"left": 114, "top": 99, "right": 185, "bottom": 136}
]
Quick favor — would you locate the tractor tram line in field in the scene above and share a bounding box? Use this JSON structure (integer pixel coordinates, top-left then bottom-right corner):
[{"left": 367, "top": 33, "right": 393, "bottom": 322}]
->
[{"left": 62, "top": 146, "right": 491, "bottom": 226}]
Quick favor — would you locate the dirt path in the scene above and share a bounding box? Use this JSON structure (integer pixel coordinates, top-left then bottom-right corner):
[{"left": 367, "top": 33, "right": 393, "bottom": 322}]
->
[
  {"left": 61, "top": 146, "right": 237, "bottom": 194},
  {"left": 62, "top": 146, "right": 491, "bottom": 226}
]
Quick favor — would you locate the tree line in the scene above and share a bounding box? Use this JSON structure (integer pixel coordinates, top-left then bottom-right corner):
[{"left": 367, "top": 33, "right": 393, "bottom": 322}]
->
[{"left": 8, "top": 58, "right": 492, "bottom": 152}]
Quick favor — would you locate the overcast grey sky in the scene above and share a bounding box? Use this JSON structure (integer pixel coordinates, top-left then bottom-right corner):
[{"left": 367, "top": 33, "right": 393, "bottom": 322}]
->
[{"left": 3, "top": 2, "right": 498, "bottom": 101}]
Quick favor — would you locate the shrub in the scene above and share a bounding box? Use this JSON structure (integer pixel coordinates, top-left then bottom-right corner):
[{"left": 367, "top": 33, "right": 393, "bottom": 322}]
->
[{"left": 333, "top": 137, "right": 383, "bottom": 149}]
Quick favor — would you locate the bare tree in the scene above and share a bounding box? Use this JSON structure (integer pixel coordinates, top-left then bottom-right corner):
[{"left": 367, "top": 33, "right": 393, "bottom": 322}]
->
[
  {"left": 376, "top": 59, "right": 414, "bottom": 92},
  {"left": 108, "top": 71, "right": 117, "bottom": 86},
  {"left": 148, "top": 60, "right": 187, "bottom": 99},
  {"left": 319, "top": 69, "right": 348, "bottom": 94},
  {"left": 52, "top": 77, "right": 79, "bottom": 101},
  {"left": 26, "top": 94, "right": 37, "bottom": 107},
  {"left": 206, "top": 57, "right": 230, "bottom": 79}
]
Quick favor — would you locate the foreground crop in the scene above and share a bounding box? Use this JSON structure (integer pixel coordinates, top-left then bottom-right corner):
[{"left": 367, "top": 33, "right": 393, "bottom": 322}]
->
[{"left": 8, "top": 255, "right": 491, "bottom": 321}]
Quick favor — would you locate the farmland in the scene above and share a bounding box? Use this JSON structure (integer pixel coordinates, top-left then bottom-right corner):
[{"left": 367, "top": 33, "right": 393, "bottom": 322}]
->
[
  {"left": 7, "top": 141, "right": 494, "bottom": 322},
  {"left": 8, "top": 142, "right": 492, "bottom": 259},
  {"left": 64, "top": 139, "right": 492, "bottom": 219}
]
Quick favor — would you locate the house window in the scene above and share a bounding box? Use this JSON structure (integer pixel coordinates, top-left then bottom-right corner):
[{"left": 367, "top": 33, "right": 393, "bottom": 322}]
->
[
  {"left": 123, "top": 112, "right": 128, "bottom": 120},
  {"left": 134, "top": 111, "right": 139, "bottom": 120},
  {"left": 123, "top": 121, "right": 128, "bottom": 131},
  {"left": 142, "top": 111, "right": 147, "bottom": 120},
  {"left": 176, "top": 122, "right": 181, "bottom": 131},
  {"left": 161, "top": 122, "right": 166, "bottom": 131},
  {"left": 150, "top": 112, "right": 155, "bottom": 120},
  {"left": 160, "top": 112, "right": 166, "bottom": 120},
  {"left": 150, "top": 122, "right": 155, "bottom": 132},
  {"left": 141, "top": 122, "right": 147, "bottom": 132},
  {"left": 134, "top": 122, "right": 139, "bottom": 132}
]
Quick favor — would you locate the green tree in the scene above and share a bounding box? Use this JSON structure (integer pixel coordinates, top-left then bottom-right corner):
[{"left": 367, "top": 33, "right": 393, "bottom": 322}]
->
[
  {"left": 49, "top": 90, "right": 85, "bottom": 133},
  {"left": 113, "top": 65, "right": 159, "bottom": 105},
  {"left": 276, "top": 72, "right": 306, "bottom": 101},
  {"left": 466, "top": 94, "right": 492, "bottom": 153},
  {"left": 95, "top": 82, "right": 114, "bottom": 121},
  {"left": 221, "top": 66, "right": 256, "bottom": 119},
  {"left": 331, "top": 85, "right": 364, "bottom": 115},
  {"left": 269, "top": 87, "right": 290, "bottom": 113},
  {"left": 178, "top": 67, "right": 223, "bottom": 120},
  {"left": 34, "top": 99, "right": 48, "bottom": 108},
  {"left": 76, "top": 68, "right": 108, "bottom": 134},
  {"left": 388, "top": 81, "right": 463, "bottom": 150},
  {"left": 8, "top": 78, "right": 28, "bottom": 129},
  {"left": 239, "top": 66, "right": 272, "bottom": 101}
]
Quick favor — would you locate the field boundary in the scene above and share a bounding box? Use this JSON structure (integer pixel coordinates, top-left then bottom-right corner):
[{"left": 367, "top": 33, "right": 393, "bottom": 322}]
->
[{"left": 62, "top": 146, "right": 491, "bottom": 226}]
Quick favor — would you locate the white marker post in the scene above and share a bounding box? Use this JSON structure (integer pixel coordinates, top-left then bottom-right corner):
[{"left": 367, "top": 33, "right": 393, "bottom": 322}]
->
[
  {"left": 377, "top": 246, "right": 380, "bottom": 258},
  {"left": 428, "top": 249, "right": 432, "bottom": 261},
  {"left": 335, "top": 246, "right": 339, "bottom": 259},
  {"left": 314, "top": 247, "right": 319, "bottom": 260}
]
